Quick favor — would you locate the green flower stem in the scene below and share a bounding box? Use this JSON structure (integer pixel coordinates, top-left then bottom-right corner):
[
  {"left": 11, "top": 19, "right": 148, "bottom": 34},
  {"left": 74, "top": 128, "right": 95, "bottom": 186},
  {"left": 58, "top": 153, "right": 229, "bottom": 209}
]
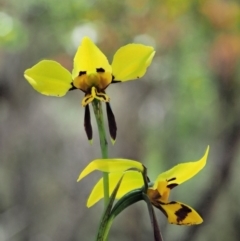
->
[
  {"left": 97, "top": 189, "right": 143, "bottom": 240},
  {"left": 92, "top": 99, "right": 109, "bottom": 208}
]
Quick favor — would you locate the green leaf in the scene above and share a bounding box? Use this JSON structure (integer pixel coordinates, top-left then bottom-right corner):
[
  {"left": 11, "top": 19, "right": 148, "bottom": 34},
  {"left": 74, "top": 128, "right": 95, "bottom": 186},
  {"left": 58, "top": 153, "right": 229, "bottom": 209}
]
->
[
  {"left": 96, "top": 175, "right": 124, "bottom": 241},
  {"left": 110, "top": 188, "right": 143, "bottom": 217},
  {"left": 97, "top": 188, "right": 144, "bottom": 241}
]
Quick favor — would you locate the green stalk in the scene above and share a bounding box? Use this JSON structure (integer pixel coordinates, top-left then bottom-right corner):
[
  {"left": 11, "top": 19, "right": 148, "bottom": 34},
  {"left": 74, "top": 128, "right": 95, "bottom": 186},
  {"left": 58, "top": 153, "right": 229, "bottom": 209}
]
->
[
  {"left": 103, "top": 190, "right": 143, "bottom": 240},
  {"left": 92, "top": 99, "right": 109, "bottom": 207}
]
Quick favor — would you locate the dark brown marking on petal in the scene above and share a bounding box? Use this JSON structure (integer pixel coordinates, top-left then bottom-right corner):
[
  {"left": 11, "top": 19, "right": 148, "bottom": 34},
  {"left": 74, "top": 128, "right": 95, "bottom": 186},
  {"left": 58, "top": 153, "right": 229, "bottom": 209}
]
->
[
  {"left": 79, "top": 71, "right": 86, "bottom": 76},
  {"left": 151, "top": 190, "right": 161, "bottom": 200},
  {"left": 111, "top": 75, "right": 121, "bottom": 83},
  {"left": 112, "top": 80, "right": 121, "bottom": 83},
  {"left": 96, "top": 92, "right": 107, "bottom": 100},
  {"left": 84, "top": 105, "right": 92, "bottom": 141},
  {"left": 106, "top": 102, "right": 117, "bottom": 140},
  {"left": 167, "top": 177, "right": 176, "bottom": 182},
  {"left": 84, "top": 96, "right": 92, "bottom": 103},
  {"left": 167, "top": 183, "right": 178, "bottom": 189},
  {"left": 69, "top": 83, "right": 77, "bottom": 91},
  {"left": 174, "top": 203, "right": 192, "bottom": 223},
  {"left": 148, "top": 189, "right": 162, "bottom": 206},
  {"left": 96, "top": 68, "right": 105, "bottom": 73}
]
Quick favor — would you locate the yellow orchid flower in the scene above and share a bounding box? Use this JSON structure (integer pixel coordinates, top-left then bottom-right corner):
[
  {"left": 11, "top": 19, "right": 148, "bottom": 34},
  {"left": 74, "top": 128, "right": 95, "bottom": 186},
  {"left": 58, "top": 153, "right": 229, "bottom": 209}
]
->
[
  {"left": 78, "top": 146, "right": 209, "bottom": 225},
  {"left": 24, "top": 37, "right": 155, "bottom": 141}
]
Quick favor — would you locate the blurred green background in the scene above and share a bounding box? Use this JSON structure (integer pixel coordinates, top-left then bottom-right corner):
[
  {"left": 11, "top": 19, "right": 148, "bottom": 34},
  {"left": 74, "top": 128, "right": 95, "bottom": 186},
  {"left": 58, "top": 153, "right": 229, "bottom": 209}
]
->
[{"left": 1, "top": 0, "right": 240, "bottom": 240}]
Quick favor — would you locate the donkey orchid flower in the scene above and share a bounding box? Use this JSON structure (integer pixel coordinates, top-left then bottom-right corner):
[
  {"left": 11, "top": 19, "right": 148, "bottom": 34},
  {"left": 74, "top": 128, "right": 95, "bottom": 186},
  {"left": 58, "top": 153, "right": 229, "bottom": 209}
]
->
[
  {"left": 24, "top": 37, "right": 155, "bottom": 142},
  {"left": 78, "top": 146, "right": 209, "bottom": 225}
]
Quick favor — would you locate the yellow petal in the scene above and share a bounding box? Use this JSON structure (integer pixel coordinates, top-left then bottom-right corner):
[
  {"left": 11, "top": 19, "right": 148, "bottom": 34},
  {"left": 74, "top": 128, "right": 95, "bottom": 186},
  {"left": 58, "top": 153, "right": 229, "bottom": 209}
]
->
[
  {"left": 159, "top": 201, "right": 203, "bottom": 225},
  {"left": 87, "top": 171, "right": 143, "bottom": 207},
  {"left": 24, "top": 60, "right": 72, "bottom": 97},
  {"left": 154, "top": 146, "right": 209, "bottom": 188},
  {"left": 157, "top": 181, "right": 170, "bottom": 202},
  {"left": 72, "top": 37, "right": 112, "bottom": 91},
  {"left": 77, "top": 159, "right": 144, "bottom": 182},
  {"left": 111, "top": 44, "right": 155, "bottom": 81}
]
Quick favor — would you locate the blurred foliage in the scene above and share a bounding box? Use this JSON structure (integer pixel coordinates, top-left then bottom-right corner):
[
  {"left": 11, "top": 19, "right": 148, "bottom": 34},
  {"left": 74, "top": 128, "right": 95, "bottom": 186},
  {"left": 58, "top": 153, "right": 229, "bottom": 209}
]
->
[{"left": 0, "top": 0, "right": 240, "bottom": 241}]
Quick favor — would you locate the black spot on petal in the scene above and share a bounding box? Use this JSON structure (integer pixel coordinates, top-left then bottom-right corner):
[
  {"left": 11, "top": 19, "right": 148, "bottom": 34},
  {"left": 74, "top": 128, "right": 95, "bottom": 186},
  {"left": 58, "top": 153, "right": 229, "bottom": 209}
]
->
[
  {"left": 96, "top": 68, "right": 105, "bottom": 73},
  {"left": 112, "top": 80, "right": 121, "bottom": 83},
  {"left": 174, "top": 204, "right": 192, "bottom": 223},
  {"left": 79, "top": 71, "right": 86, "bottom": 76},
  {"left": 167, "top": 177, "right": 176, "bottom": 182},
  {"left": 167, "top": 183, "right": 178, "bottom": 189},
  {"left": 69, "top": 83, "right": 77, "bottom": 91},
  {"left": 111, "top": 75, "right": 121, "bottom": 83}
]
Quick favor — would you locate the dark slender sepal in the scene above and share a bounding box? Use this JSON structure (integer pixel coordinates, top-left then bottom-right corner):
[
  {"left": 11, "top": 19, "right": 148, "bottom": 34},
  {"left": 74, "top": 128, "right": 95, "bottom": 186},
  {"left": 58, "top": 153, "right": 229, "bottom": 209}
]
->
[
  {"left": 143, "top": 193, "right": 163, "bottom": 241},
  {"left": 84, "top": 104, "right": 93, "bottom": 142},
  {"left": 106, "top": 102, "right": 117, "bottom": 143}
]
